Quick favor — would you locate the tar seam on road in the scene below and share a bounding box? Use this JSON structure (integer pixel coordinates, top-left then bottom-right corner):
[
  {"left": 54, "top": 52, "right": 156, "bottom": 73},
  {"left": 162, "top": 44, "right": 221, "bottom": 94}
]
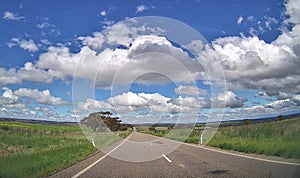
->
[
  {"left": 71, "top": 134, "right": 133, "bottom": 178},
  {"left": 156, "top": 136, "right": 300, "bottom": 166},
  {"left": 162, "top": 154, "right": 172, "bottom": 163}
]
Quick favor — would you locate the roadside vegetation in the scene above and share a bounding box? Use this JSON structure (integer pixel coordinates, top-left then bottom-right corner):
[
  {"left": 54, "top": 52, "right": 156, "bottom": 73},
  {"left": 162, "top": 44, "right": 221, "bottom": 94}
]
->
[
  {"left": 0, "top": 121, "right": 97, "bottom": 178},
  {"left": 208, "top": 116, "right": 300, "bottom": 159},
  {"left": 137, "top": 116, "right": 300, "bottom": 159},
  {"left": 0, "top": 111, "right": 133, "bottom": 178}
]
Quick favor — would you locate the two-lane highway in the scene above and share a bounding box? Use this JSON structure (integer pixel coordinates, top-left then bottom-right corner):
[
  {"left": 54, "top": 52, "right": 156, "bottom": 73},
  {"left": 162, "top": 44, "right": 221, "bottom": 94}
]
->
[{"left": 50, "top": 131, "right": 300, "bottom": 178}]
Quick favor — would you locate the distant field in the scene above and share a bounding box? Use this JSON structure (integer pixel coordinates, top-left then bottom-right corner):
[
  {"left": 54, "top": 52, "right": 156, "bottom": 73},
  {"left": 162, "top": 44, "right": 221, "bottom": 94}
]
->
[
  {"left": 0, "top": 121, "right": 96, "bottom": 178},
  {"left": 137, "top": 116, "right": 300, "bottom": 159}
]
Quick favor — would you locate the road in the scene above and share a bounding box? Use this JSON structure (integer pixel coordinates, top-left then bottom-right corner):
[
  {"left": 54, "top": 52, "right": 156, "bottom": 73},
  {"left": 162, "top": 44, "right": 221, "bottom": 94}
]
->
[{"left": 50, "top": 131, "right": 300, "bottom": 178}]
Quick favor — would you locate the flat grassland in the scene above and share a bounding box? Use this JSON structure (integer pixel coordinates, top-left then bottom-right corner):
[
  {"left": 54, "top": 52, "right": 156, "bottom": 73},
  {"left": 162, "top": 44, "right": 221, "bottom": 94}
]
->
[
  {"left": 137, "top": 116, "right": 300, "bottom": 159},
  {"left": 0, "top": 121, "right": 95, "bottom": 178}
]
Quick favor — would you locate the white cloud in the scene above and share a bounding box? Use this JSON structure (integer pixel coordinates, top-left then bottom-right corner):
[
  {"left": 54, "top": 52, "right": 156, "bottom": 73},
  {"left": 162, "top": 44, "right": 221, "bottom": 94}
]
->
[
  {"left": 278, "top": 92, "right": 290, "bottom": 100},
  {"left": 212, "top": 91, "right": 245, "bottom": 108},
  {"left": 18, "top": 62, "right": 54, "bottom": 83},
  {"left": 78, "top": 32, "right": 105, "bottom": 50},
  {"left": 292, "top": 95, "right": 300, "bottom": 103},
  {"left": 0, "top": 68, "right": 21, "bottom": 85},
  {"left": 108, "top": 92, "right": 148, "bottom": 107},
  {"left": 0, "top": 87, "right": 18, "bottom": 104},
  {"left": 37, "top": 34, "right": 203, "bottom": 88},
  {"left": 174, "top": 85, "right": 207, "bottom": 96},
  {"left": 75, "top": 92, "right": 183, "bottom": 122},
  {"left": 75, "top": 90, "right": 246, "bottom": 123},
  {"left": 0, "top": 62, "right": 54, "bottom": 85},
  {"left": 2, "top": 11, "right": 24, "bottom": 21},
  {"left": 198, "top": 33, "right": 300, "bottom": 97},
  {"left": 237, "top": 16, "right": 243, "bottom": 25},
  {"left": 0, "top": 87, "right": 70, "bottom": 121},
  {"left": 264, "top": 99, "right": 297, "bottom": 109},
  {"left": 169, "top": 96, "right": 207, "bottom": 111},
  {"left": 247, "top": 15, "right": 255, "bottom": 22},
  {"left": 136, "top": 5, "right": 148, "bottom": 13},
  {"left": 8, "top": 38, "right": 38, "bottom": 52},
  {"left": 100, "top": 10, "right": 107, "bottom": 16},
  {"left": 77, "top": 98, "right": 111, "bottom": 111},
  {"left": 14, "top": 88, "right": 68, "bottom": 106},
  {"left": 284, "top": 0, "right": 300, "bottom": 24},
  {"left": 40, "top": 39, "right": 52, "bottom": 45},
  {"left": 37, "top": 21, "right": 53, "bottom": 29}
]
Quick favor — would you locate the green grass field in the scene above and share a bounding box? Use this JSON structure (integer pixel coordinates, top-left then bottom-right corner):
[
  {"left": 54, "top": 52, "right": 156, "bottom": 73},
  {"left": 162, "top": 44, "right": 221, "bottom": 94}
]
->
[
  {"left": 0, "top": 121, "right": 96, "bottom": 178},
  {"left": 137, "top": 116, "right": 300, "bottom": 159},
  {"left": 208, "top": 117, "right": 300, "bottom": 159}
]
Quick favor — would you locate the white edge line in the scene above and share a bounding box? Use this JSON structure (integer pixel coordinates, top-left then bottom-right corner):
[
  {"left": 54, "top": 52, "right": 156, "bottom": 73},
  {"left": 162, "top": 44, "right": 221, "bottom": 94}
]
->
[
  {"left": 196, "top": 145, "right": 300, "bottom": 166},
  {"left": 155, "top": 135, "right": 300, "bottom": 166},
  {"left": 162, "top": 154, "right": 172, "bottom": 163},
  {"left": 71, "top": 134, "right": 133, "bottom": 178}
]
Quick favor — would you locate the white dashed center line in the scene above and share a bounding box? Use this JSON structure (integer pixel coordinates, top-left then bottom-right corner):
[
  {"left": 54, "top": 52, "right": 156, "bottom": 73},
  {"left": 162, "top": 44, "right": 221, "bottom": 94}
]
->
[{"left": 162, "top": 154, "right": 172, "bottom": 163}]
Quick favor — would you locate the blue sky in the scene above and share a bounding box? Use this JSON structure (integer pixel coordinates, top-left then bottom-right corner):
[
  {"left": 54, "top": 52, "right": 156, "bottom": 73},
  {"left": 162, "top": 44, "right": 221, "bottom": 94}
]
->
[{"left": 0, "top": 0, "right": 300, "bottom": 123}]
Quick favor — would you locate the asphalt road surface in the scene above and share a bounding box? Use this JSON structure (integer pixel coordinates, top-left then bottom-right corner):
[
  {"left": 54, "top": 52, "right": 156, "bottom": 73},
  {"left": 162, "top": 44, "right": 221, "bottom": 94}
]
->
[{"left": 50, "top": 131, "right": 300, "bottom": 178}]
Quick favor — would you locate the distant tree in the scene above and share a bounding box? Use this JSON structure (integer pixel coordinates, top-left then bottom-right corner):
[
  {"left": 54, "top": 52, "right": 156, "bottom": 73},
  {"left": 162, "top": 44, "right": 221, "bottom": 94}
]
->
[
  {"left": 243, "top": 119, "right": 251, "bottom": 125},
  {"left": 276, "top": 115, "right": 285, "bottom": 121},
  {"left": 80, "top": 111, "right": 129, "bottom": 132},
  {"left": 149, "top": 126, "right": 155, "bottom": 131}
]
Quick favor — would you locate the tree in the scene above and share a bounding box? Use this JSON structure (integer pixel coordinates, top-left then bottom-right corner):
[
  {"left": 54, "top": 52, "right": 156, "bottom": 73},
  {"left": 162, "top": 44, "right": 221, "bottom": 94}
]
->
[
  {"left": 80, "top": 111, "right": 130, "bottom": 132},
  {"left": 243, "top": 119, "right": 251, "bottom": 125}
]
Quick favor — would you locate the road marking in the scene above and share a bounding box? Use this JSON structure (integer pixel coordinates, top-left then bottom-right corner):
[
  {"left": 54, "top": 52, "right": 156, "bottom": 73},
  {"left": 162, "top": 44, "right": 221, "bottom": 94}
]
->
[
  {"left": 195, "top": 145, "right": 300, "bottom": 166},
  {"left": 162, "top": 154, "right": 172, "bottom": 163},
  {"left": 71, "top": 134, "right": 133, "bottom": 178},
  {"left": 156, "top": 135, "right": 300, "bottom": 166}
]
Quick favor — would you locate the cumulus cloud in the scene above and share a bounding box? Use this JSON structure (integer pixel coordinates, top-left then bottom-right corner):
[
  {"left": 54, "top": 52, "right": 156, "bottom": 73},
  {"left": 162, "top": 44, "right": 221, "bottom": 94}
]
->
[
  {"left": 174, "top": 85, "right": 207, "bottom": 96},
  {"left": 77, "top": 98, "right": 111, "bottom": 111},
  {"left": 198, "top": 33, "right": 300, "bottom": 97},
  {"left": 37, "top": 34, "right": 204, "bottom": 88},
  {"left": 237, "top": 16, "right": 243, "bottom": 25},
  {"left": 0, "top": 87, "right": 70, "bottom": 121},
  {"left": 14, "top": 88, "right": 68, "bottom": 106},
  {"left": 8, "top": 38, "right": 38, "bottom": 52},
  {"left": 212, "top": 91, "right": 246, "bottom": 108},
  {"left": 0, "top": 68, "right": 21, "bottom": 85},
  {"left": 264, "top": 99, "right": 297, "bottom": 109},
  {"left": 100, "top": 10, "right": 107, "bottom": 16},
  {"left": 2, "top": 11, "right": 24, "bottom": 21},
  {"left": 0, "top": 88, "right": 18, "bottom": 104},
  {"left": 284, "top": 0, "right": 300, "bottom": 24},
  {"left": 136, "top": 5, "right": 148, "bottom": 13},
  {"left": 107, "top": 92, "right": 180, "bottom": 114},
  {"left": 75, "top": 92, "right": 177, "bottom": 119},
  {"left": 78, "top": 32, "right": 105, "bottom": 50},
  {"left": 0, "top": 62, "right": 54, "bottom": 85},
  {"left": 75, "top": 90, "right": 247, "bottom": 122}
]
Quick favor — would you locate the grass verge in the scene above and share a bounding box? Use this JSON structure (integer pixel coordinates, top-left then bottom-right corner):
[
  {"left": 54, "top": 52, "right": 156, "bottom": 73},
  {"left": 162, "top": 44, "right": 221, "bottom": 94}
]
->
[
  {"left": 207, "top": 117, "right": 300, "bottom": 159},
  {"left": 136, "top": 116, "right": 300, "bottom": 159},
  {"left": 0, "top": 121, "right": 97, "bottom": 178}
]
